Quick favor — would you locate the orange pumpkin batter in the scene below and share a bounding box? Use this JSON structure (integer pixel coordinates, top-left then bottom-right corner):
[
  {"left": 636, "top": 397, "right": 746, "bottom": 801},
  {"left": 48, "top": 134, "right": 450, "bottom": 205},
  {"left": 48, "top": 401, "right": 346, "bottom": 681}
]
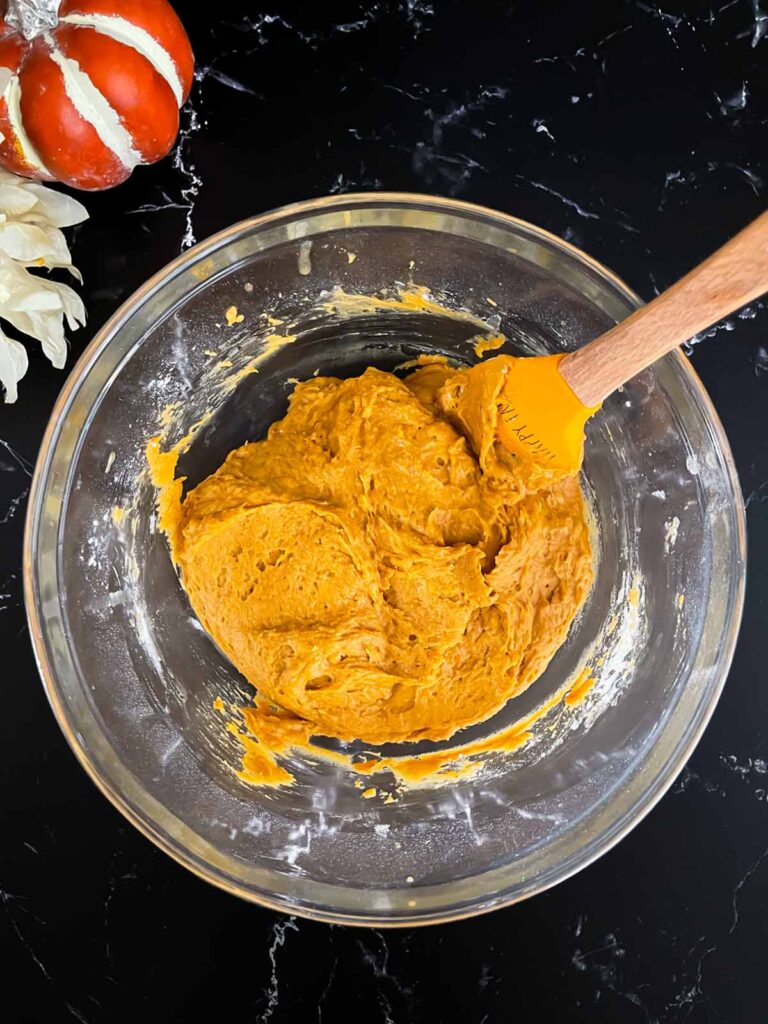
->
[{"left": 156, "top": 357, "right": 594, "bottom": 748}]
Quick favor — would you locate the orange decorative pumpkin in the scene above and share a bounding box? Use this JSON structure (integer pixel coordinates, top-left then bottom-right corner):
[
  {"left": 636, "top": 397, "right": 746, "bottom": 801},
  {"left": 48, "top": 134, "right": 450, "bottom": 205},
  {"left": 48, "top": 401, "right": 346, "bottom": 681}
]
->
[{"left": 0, "top": 0, "right": 194, "bottom": 190}]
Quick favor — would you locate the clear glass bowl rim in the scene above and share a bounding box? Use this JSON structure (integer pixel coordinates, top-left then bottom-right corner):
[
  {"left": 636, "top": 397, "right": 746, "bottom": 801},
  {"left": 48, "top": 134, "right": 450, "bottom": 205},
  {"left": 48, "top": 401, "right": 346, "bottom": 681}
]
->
[{"left": 23, "top": 192, "right": 747, "bottom": 926}]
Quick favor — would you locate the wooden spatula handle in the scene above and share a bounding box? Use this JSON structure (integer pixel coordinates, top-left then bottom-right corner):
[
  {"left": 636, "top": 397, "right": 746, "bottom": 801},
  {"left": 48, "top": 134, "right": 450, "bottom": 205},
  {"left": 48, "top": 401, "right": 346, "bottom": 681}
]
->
[{"left": 560, "top": 209, "right": 768, "bottom": 407}]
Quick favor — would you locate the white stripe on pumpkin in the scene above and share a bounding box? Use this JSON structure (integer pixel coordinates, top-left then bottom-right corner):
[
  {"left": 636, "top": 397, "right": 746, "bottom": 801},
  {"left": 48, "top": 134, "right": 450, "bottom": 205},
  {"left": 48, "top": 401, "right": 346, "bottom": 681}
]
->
[
  {"left": 3, "top": 77, "right": 52, "bottom": 176},
  {"left": 46, "top": 44, "right": 143, "bottom": 172},
  {"left": 60, "top": 13, "right": 184, "bottom": 106}
]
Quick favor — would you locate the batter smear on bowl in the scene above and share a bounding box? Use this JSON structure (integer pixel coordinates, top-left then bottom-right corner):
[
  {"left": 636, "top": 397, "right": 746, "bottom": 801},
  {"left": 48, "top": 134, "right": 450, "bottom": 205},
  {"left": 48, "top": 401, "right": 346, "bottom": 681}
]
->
[{"left": 149, "top": 356, "right": 594, "bottom": 763}]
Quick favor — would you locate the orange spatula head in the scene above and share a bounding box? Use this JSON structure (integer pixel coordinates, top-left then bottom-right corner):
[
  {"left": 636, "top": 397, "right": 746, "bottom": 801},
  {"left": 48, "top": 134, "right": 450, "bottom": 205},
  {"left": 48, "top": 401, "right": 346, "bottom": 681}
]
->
[
  {"left": 438, "top": 354, "right": 599, "bottom": 489},
  {"left": 495, "top": 353, "right": 600, "bottom": 480}
]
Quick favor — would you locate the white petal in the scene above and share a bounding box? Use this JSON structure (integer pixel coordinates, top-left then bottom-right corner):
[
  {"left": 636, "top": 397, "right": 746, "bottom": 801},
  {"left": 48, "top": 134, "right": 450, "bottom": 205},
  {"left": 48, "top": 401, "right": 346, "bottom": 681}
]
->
[
  {"left": 9, "top": 276, "right": 88, "bottom": 326},
  {"left": 0, "top": 257, "right": 60, "bottom": 309},
  {"left": 36, "top": 313, "right": 67, "bottom": 368},
  {"left": 0, "top": 183, "right": 37, "bottom": 217},
  {"left": 0, "top": 254, "right": 31, "bottom": 302},
  {"left": 20, "top": 182, "right": 89, "bottom": 228},
  {"left": 0, "top": 171, "right": 86, "bottom": 389},
  {"left": 7, "top": 285, "right": 62, "bottom": 313},
  {"left": 4, "top": 308, "right": 67, "bottom": 367},
  {"left": 0, "top": 307, "right": 39, "bottom": 340},
  {"left": 45, "top": 279, "right": 86, "bottom": 328},
  {"left": 0, "top": 331, "right": 28, "bottom": 403},
  {"left": 0, "top": 221, "right": 72, "bottom": 264},
  {"left": 1, "top": 307, "right": 47, "bottom": 345}
]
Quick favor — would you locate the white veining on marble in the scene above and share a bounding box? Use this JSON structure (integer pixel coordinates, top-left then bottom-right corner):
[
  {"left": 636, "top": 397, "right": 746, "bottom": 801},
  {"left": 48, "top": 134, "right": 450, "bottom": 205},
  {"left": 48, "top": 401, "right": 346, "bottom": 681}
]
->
[
  {"left": 0, "top": 437, "right": 32, "bottom": 476},
  {"left": 0, "top": 886, "right": 52, "bottom": 981},
  {"left": 259, "top": 916, "right": 299, "bottom": 1022},
  {"left": 750, "top": 0, "right": 768, "bottom": 45},
  {"left": 172, "top": 85, "right": 203, "bottom": 250},
  {"left": 316, "top": 952, "right": 339, "bottom": 1022}
]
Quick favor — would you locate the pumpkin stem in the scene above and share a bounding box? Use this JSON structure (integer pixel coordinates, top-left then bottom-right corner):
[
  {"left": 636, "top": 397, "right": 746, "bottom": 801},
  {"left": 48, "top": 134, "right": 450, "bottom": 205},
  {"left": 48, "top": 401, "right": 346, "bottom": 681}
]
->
[{"left": 5, "top": 0, "right": 62, "bottom": 41}]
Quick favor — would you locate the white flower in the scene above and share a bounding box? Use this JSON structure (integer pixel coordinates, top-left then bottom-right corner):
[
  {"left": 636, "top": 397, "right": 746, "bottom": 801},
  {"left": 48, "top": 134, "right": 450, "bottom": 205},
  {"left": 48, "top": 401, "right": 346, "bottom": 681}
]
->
[{"left": 0, "top": 169, "right": 87, "bottom": 403}]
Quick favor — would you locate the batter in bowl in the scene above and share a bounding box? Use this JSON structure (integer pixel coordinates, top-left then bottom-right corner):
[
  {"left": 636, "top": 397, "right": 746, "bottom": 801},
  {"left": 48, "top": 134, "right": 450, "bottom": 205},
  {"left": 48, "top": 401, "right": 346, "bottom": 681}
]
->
[{"left": 153, "top": 357, "right": 593, "bottom": 750}]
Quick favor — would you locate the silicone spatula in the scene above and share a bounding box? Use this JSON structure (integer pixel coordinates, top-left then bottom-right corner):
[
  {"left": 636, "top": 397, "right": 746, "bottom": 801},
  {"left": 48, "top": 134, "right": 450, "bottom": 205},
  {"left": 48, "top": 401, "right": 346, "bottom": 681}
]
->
[{"left": 495, "top": 210, "right": 768, "bottom": 478}]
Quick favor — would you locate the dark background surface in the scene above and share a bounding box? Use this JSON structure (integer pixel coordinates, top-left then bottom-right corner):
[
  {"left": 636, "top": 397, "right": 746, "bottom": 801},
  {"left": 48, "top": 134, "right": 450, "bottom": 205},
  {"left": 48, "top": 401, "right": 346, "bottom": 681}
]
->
[{"left": 2, "top": 1, "right": 767, "bottom": 1021}]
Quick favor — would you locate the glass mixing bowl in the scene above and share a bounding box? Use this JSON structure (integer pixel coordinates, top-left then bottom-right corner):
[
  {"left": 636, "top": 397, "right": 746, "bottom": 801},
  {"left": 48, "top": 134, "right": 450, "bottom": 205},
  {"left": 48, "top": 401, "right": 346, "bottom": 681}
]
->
[{"left": 24, "top": 193, "right": 745, "bottom": 925}]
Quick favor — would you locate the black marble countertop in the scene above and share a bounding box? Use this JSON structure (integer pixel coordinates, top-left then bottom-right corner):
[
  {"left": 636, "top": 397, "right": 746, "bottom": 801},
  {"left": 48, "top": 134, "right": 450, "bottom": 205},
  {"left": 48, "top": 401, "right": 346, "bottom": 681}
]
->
[{"left": 2, "top": 2, "right": 767, "bottom": 1021}]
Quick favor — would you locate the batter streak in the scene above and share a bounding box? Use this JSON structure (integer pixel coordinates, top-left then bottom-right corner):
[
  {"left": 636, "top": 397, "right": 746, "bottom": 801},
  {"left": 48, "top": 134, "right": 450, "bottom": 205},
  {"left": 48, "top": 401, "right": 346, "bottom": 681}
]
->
[{"left": 155, "top": 357, "right": 593, "bottom": 748}]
